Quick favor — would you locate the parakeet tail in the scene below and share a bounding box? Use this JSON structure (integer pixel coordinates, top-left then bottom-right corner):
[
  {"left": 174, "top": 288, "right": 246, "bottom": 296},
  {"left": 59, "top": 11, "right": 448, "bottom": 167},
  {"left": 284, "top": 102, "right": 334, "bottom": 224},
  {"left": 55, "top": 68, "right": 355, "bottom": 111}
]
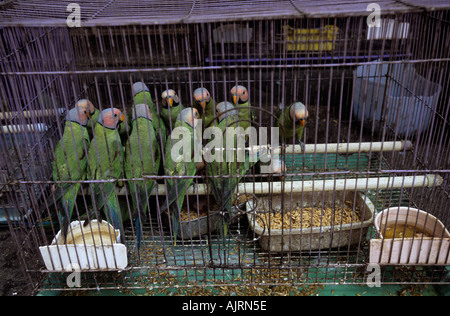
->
[
  {"left": 135, "top": 217, "right": 142, "bottom": 258},
  {"left": 105, "top": 197, "right": 124, "bottom": 244},
  {"left": 60, "top": 183, "right": 80, "bottom": 243},
  {"left": 61, "top": 200, "right": 72, "bottom": 243},
  {"left": 171, "top": 210, "right": 179, "bottom": 246}
]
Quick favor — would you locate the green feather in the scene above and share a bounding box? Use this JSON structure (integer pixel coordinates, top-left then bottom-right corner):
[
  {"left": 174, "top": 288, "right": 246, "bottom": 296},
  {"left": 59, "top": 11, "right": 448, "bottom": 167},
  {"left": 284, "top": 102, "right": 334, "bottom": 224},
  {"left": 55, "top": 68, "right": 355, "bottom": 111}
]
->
[
  {"left": 162, "top": 119, "right": 198, "bottom": 212},
  {"left": 161, "top": 103, "right": 184, "bottom": 130},
  {"left": 52, "top": 121, "right": 90, "bottom": 239},
  {"left": 277, "top": 106, "right": 305, "bottom": 143},
  {"left": 86, "top": 108, "right": 100, "bottom": 139},
  {"left": 193, "top": 98, "right": 216, "bottom": 129},
  {"left": 125, "top": 115, "right": 161, "bottom": 252},
  {"left": 87, "top": 122, "right": 126, "bottom": 240},
  {"left": 206, "top": 113, "right": 251, "bottom": 235},
  {"left": 234, "top": 100, "right": 254, "bottom": 132},
  {"left": 134, "top": 90, "right": 167, "bottom": 144},
  {"left": 162, "top": 118, "right": 199, "bottom": 241}
]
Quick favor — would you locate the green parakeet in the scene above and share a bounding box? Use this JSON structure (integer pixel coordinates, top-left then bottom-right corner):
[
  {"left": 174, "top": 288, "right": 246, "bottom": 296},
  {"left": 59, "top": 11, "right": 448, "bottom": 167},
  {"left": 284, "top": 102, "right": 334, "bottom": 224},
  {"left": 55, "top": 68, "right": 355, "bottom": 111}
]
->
[
  {"left": 277, "top": 102, "right": 309, "bottom": 148},
  {"left": 132, "top": 82, "right": 166, "bottom": 144},
  {"left": 207, "top": 102, "right": 251, "bottom": 236},
  {"left": 230, "top": 85, "right": 255, "bottom": 132},
  {"left": 75, "top": 99, "right": 99, "bottom": 139},
  {"left": 161, "top": 107, "right": 202, "bottom": 240},
  {"left": 125, "top": 103, "right": 161, "bottom": 253},
  {"left": 87, "top": 108, "right": 127, "bottom": 242},
  {"left": 161, "top": 89, "right": 184, "bottom": 130},
  {"left": 193, "top": 87, "right": 216, "bottom": 129},
  {"left": 52, "top": 106, "right": 90, "bottom": 241}
]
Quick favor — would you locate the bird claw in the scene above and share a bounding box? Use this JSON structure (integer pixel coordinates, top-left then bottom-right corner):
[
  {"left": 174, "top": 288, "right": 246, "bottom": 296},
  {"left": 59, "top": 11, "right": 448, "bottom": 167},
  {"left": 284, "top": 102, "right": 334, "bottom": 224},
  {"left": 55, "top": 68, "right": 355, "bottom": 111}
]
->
[{"left": 298, "top": 140, "right": 306, "bottom": 153}]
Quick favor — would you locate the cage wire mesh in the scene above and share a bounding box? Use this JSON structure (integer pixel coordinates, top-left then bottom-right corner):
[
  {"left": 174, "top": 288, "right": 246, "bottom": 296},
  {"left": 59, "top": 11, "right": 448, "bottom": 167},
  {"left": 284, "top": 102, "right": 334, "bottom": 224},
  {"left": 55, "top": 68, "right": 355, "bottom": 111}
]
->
[{"left": 0, "top": 1, "right": 450, "bottom": 295}]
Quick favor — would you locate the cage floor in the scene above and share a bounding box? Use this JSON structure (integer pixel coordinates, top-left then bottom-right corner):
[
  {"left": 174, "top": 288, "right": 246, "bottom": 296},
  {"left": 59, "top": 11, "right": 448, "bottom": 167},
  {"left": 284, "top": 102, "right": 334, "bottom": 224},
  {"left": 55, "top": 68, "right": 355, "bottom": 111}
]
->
[
  {"left": 37, "top": 188, "right": 450, "bottom": 296},
  {"left": 38, "top": 283, "right": 447, "bottom": 296},
  {"left": 35, "top": 153, "right": 450, "bottom": 295},
  {"left": 38, "top": 260, "right": 449, "bottom": 296}
]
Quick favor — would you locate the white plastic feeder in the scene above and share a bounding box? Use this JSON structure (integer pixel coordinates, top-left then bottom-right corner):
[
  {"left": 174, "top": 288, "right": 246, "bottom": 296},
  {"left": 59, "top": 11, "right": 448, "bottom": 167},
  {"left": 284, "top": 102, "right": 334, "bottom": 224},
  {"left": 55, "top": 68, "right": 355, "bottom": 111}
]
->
[{"left": 39, "top": 220, "right": 128, "bottom": 272}]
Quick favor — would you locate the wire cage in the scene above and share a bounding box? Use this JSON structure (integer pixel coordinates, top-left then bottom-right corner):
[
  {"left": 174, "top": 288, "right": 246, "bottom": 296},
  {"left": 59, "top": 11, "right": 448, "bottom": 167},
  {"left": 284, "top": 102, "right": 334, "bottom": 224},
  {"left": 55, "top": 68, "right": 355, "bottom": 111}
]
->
[{"left": 1, "top": 1, "right": 450, "bottom": 295}]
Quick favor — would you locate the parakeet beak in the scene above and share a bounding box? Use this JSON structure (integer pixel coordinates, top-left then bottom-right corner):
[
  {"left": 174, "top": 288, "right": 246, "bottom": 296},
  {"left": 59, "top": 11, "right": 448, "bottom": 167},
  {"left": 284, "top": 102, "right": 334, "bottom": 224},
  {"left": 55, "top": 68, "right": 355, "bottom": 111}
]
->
[
  {"left": 168, "top": 98, "right": 174, "bottom": 108},
  {"left": 233, "top": 95, "right": 238, "bottom": 105},
  {"left": 295, "top": 111, "right": 306, "bottom": 126},
  {"left": 86, "top": 112, "right": 91, "bottom": 119},
  {"left": 120, "top": 114, "right": 126, "bottom": 122},
  {"left": 200, "top": 101, "right": 207, "bottom": 110}
]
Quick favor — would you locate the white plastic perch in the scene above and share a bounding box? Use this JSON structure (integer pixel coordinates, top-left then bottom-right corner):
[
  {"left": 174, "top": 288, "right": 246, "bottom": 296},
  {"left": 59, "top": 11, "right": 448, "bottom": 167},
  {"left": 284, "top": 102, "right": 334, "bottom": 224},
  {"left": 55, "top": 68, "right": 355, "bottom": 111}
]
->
[
  {"left": 209, "top": 141, "right": 413, "bottom": 156},
  {"left": 1, "top": 123, "right": 48, "bottom": 134},
  {"left": 282, "top": 141, "right": 413, "bottom": 154},
  {"left": 251, "top": 141, "right": 413, "bottom": 155},
  {"left": 236, "top": 174, "right": 443, "bottom": 195},
  {"left": 0, "top": 108, "right": 65, "bottom": 120},
  {"left": 117, "top": 174, "right": 443, "bottom": 196}
]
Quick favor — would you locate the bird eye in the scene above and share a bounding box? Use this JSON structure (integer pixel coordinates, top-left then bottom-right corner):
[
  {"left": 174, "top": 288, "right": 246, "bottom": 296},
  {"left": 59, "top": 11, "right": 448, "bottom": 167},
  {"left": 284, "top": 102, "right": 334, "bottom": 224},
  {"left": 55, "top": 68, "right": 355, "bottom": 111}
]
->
[{"left": 114, "top": 113, "right": 118, "bottom": 117}]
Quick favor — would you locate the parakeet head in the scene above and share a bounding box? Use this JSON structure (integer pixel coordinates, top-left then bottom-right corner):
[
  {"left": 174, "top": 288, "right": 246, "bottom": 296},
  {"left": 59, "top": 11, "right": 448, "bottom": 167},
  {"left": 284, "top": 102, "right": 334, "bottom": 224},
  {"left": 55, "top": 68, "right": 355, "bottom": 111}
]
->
[
  {"left": 98, "top": 108, "right": 126, "bottom": 130},
  {"left": 65, "top": 107, "right": 90, "bottom": 126},
  {"left": 75, "top": 99, "right": 96, "bottom": 116},
  {"left": 132, "top": 82, "right": 150, "bottom": 97},
  {"left": 216, "top": 101, "right": 237, "bottom": 122},
  {"left": 161, "top": 89, "right": 180, "bottom": 108},
  {"left": 177, "top": 107, "right": 200, "bottom": 128},
  {"left": 289, "top": 102, "right": 309, "bottom": 127},
  {"left": 193, "top": 87, "right": 211, "bottom": 111},
  {"left": 132, "top": 104, "right": 152, "bottom": 121},
  {"left": 230, "top": 85, "right": 249, "bottom": 105}
]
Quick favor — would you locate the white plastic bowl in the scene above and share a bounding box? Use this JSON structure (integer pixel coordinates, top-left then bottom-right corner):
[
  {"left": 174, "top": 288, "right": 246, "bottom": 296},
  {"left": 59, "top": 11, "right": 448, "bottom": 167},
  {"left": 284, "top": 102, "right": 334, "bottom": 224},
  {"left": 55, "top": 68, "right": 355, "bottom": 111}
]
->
[
  {"left": 371, "top": 207, "right": 450, "bottom": 265},
  {"left": 39, "top": 220, "right": 127, "bottom": 271},
  {"left": 375, "top": 207, "right": 450, "bottom": 239}
]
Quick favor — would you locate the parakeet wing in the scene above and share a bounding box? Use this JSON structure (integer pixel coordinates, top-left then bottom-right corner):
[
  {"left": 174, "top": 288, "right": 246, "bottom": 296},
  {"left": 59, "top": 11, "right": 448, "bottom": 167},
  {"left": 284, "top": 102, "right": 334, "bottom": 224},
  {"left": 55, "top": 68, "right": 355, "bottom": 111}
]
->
[
  {"left": 52, "top": 123, "right": 89, "bottom": 238},
  {"left": 160, "top": 125, "right": 197, "bottom": 214},
  {"left": 92, "top": 140, "right": 123, "bottom": 212},
  {"left": 125, "top": 118, "right": 161, "bottom": 220}
]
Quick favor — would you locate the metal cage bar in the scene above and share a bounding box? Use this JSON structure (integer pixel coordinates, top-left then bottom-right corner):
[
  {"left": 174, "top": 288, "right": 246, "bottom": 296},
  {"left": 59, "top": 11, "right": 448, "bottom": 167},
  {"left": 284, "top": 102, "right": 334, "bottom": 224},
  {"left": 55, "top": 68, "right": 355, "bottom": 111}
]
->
[{"left": 0, "top": 2, "right": 449, "bottom": 295}]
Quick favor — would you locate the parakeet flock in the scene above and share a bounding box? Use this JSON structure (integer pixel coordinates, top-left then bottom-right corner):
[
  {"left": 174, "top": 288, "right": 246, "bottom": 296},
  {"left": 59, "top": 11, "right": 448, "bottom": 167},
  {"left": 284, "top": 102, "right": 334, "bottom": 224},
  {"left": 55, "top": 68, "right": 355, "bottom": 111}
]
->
[{"left": 51, "top": 82, "right": 308, "bottom": 248}]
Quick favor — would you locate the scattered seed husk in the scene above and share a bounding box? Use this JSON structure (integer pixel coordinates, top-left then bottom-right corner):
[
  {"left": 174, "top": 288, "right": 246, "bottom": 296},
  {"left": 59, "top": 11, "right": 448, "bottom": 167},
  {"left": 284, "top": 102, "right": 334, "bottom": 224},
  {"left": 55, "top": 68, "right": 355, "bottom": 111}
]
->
[
  {"left": 179, "top": 201, "right": 219, "bottom": 222},
  {"left": 234, "top": 194, "right": 254, "bottom": 206}
]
